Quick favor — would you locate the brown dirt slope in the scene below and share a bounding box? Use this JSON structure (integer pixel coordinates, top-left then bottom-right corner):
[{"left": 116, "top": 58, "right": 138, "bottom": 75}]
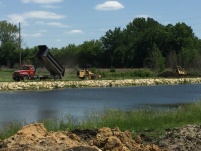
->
[
  {"left": 0, "top": 123, "right": 165, "bottom": 151},
  {"left": 159, "top": 124, "right": 201, "bottom": 151}
]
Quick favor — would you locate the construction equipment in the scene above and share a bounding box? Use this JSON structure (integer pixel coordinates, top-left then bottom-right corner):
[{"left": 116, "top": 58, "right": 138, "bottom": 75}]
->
[
  {"left": 12, "top": 45, "right": 65, "bottom": 81},
  {"left": 37, "top": 45, "right": 65, "bottom": 80},
  {"left": 12, "top": 65, "right": 39, "bottom": 81},
  {"left": 175, "top": 66, "right": 186, "bottom": 75},
  {"left": 158, "top": 66, "right": 186, "bottom": 77},
  {"left": 77, "top": 69, "right": 101, "bottom": 80}
]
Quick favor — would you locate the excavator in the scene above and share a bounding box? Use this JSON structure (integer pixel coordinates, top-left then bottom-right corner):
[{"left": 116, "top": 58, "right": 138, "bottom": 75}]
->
[
  {"left": 175, "top": 66, "right": 186, "bottom": 75},
  {"left": 158, "top": 66, "right": 186, "bottom": 77}
]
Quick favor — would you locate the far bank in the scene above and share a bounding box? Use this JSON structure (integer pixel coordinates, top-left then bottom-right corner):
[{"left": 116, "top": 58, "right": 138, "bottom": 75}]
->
[{"left": 1, "top": 77, "right": 201, "bottom": 91}]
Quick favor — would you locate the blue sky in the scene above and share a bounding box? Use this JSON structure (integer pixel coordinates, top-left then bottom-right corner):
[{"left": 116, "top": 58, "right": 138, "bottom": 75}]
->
[{"left": 1, "top": 0, "right": 201, "bottom": 48}]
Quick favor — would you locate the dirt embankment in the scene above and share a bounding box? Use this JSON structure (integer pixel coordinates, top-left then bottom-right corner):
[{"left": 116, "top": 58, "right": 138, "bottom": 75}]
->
[
  {"left": 0, "top": 123, "right": 164, "bottom": 151},
  {"left": 1, "top": 123, "right": 201, "bottom": 151}
]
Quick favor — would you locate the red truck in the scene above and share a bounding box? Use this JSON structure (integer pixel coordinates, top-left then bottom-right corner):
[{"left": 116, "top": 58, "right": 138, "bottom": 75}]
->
[
  {"left": 12, "top": 65, "right": 38, "bottom": 81},
  {"left": 12, "top": 45, "right": 65, "bottom": 81}
]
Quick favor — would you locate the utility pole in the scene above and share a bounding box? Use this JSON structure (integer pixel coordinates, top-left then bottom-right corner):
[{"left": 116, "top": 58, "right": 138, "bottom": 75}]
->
[{"left": 19, "top": 22, "right": 21, "bottom": 67}]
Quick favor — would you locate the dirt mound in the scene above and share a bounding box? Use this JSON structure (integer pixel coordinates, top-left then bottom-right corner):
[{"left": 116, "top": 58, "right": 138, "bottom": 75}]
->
[
  {"left": 159, "top": 124, "right": 201, "bottom": 151},
  {"left": 157, "top": 71, "right": 178, "bottom": 77},
  {"left": 0, "top": 123, "right": 164, "bottom": 151}
]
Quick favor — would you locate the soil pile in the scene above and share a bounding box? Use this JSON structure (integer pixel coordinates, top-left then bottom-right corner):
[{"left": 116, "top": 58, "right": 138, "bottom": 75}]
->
[
  {"left": 0, "top": 123, "right": 164, "bottom": 151},
  {"left": 2, "top": 123, "right": 201, "bottom": 151},
  {"left": 159, "top": 124, "right": 201, "bottom": 151}
]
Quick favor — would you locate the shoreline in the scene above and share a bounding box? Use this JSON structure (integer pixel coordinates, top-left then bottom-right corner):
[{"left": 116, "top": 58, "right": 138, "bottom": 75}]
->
[{"left": 1, "top": 77, "right": 201, "bottom": 91}]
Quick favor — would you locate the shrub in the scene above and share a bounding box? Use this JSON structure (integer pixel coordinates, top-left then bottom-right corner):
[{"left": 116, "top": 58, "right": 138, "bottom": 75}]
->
[{"left": 110, "top": 66, "right": 116, "bottom": 72}]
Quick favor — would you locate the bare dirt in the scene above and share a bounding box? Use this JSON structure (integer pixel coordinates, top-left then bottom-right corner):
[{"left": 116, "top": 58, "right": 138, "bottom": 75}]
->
[{"left": 0, "top": 123, "right": 201, "bottom": 151}]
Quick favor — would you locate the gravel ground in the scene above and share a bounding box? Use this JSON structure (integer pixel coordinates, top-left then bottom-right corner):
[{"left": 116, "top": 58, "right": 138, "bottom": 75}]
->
[{"left": 1, "top": 77, "right": 201, "bottom": 91}]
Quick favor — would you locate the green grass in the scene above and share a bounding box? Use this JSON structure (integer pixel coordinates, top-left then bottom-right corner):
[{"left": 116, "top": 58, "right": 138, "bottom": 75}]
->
[
  {"left": 0, "top": 68, "right": 15, "bottom": 82},
  {"left": 100, "top": 68, "right": 157, "bottom": 79},
  {"left": 1, "top": 67, "right": 201, "bottom": 82},
  {"left": 0, "top": 121, "right": 25, "bottom": 139},
  {"left": 1, "top": 102, "right": 201, "bottom": 141},
  {"left": 0, "top": 68, "right": 157, "bottom": 82},
  {"left": 0, "top": 68, "right": 79, "bottom": 82}
]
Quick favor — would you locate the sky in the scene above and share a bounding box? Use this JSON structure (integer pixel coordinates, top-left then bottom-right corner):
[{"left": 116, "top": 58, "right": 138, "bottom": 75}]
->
[{"left": 1, "top": 0, "right": 201, "bottom": 49}]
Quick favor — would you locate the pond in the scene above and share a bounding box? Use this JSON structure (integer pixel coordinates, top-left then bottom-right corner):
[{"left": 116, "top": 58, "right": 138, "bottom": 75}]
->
[{"left": 0, "top": 84, "right": 201, "bottom": 126}]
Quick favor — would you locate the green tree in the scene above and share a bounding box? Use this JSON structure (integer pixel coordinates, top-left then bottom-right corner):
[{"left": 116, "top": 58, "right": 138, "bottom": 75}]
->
[
  {"left": 0, "top": 21, "right": 19, "bottom": 67},
  {"left": 22, "top": 46, "right": 38, "bottom": 64},
  {"left": 77, "top": 40, "right": 103, "bottom": 68},
  {"left": 166, "top": 51, "right": 178, "bottom": 69},
  {"left": 178, "top": 48, "right": 201, "bottom": 69},
  {"left": 144, "top": 44, "right": 165, "bottom": 71},
  {"left": 58, "top": 44, "right": 79, "bottom": 67},
  {"left": 171, "top": 22, "right": 196, "bottom": 53},
  {"left": 125, "top": 18, "right": 164, "bottom": 67},
  {"left": 100, "top": 27, "right": 125, "bottom": 67}
]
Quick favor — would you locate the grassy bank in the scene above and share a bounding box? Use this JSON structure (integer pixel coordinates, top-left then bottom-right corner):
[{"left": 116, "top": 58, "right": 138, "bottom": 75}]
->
[
  {"left": 0, "top": 68, "right": 78, "bottom": 82},
  {"left": 0, "top": 68, "right": 156, "bottom": 82},
  {"left": 1, "top": 102, "right": 201, "bottom": 141}
]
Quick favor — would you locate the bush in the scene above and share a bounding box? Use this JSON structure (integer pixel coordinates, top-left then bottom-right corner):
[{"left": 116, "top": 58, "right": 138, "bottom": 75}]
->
[
  {"left": 99, "top": 68, "right": 156, "bottom": 79},
  {"left": 110, "top": 66, "right": 116, "bottom": 72}
]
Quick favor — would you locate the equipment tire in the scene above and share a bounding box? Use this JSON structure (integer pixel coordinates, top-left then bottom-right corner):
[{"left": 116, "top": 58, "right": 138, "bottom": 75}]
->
[
  {"left": 54, "top": 75, "right": 61, "bottom": 80},
  {"left": 84, "top": 75, "right": 89, "bottom": 80},
  {"left": 23, "top": 76, "right": 29, "bottom": 81}
]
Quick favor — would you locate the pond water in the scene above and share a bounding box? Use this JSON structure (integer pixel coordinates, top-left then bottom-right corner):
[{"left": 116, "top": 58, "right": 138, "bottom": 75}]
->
[{"left": 0, "top": 84, "right": 201, "bottom": 126}]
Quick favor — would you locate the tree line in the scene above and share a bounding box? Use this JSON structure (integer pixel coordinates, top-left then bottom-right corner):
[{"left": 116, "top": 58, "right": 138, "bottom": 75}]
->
[{"left": 1, "top": 18, "right": 201, "bottom": 71}]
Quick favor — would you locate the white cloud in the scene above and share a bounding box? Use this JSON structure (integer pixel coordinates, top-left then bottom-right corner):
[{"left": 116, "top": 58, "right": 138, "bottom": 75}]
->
[
  {"left": 22, "top": 32, "right": 42, "bottom": 37},
  {"left": 38, "top": 29, "right": 47, "bottom": 32},
  {"left": 56, "top": 39, "right": 62, "bottom": 42},
  {"left": 136, "top": 15, "right": 150, "bottom": 19},
  {"left": 69, "top": 30, "right": 83, "bottom": 34},
  {"left": 21, "top": 0, "right": 63, "bottom": 4},
  {"left": 41, "top": 5, "right": 61, "bottom": 8},
  {"left": 8, "top": 11, "right": 65, "bottom": 24},
  {"left": 35, "top": 21, "right": 69, "bottom": 28},
  {"left": 47, "top": 22, "right": 69, "bottom": 28},
  {"left": 35, "top": 21, "right": 45, "bottom": 24},
  {"left": 8, "top": 14, "right": 28, "bottom": 25},
  {"left": 95, "top": 1, "right": 124, "bottom": 11},
  {"left": 24, "top": 11, "right": 65, "bottom": 19}
]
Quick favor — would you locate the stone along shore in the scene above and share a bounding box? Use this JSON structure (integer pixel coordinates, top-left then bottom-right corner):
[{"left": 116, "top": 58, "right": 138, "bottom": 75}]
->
[{"left": 1, "top": 77, "right": 201, "bottom": 91}]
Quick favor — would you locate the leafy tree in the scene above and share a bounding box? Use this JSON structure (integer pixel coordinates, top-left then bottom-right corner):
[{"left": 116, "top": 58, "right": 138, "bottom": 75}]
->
[
  {"left": 112, "top": 46, "right": 127, "bottom": 68},
  {"left": 171, "top": 22, "right": 196, "bottom": 54},
  {"left": 100, "top": 27, "right": 125, "bottom": 67},
  {"left": 125, "top": 18, "right": 164, "bottom": 67},
  {"left": 59, "top": 44, "right": 79, "bottom": 67},
  {"left": 144, "top": 43, "right": 165, "bottom": 71},
  {"left": 77, "top": 40, "right": 103, "bottom": 68},
  {"left": 2, "top": 18, "right": 201, "bottom": 70},
  {"left": 166, "top": 51, "right": 178, "bottom": 69},
  {"left": 178, "top": 48, "right": 201, "bottom": 69},
  {"left": 0, "top": 21, "right": 19, "bottom": 67}
]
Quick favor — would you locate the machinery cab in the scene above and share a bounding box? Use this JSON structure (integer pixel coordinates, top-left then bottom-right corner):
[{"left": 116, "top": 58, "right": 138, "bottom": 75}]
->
[
  {"left": 77, "top": 69, "right": 101, "bottom": 80},
  {"left": 20, "top": 65, "right": 36, "bottom": 76},
  {"left": 175, "top": 66, "right": 186, "bottom": 75}
]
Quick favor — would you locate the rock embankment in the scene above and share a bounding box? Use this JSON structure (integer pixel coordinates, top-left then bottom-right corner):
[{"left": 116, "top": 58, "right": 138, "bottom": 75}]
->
[{"left": 1, "top": 78, "right": 201, "bottom": 91}]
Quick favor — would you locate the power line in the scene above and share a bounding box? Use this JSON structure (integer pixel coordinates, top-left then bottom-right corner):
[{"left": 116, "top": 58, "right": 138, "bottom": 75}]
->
[{"left": 19, "top": 22, "right": 22, "bottom": 67}]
